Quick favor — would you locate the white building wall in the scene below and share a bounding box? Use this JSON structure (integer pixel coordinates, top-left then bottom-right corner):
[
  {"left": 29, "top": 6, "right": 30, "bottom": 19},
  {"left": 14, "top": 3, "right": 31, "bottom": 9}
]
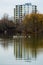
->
[{"left": 29, "top": 5, "right": 32, "bottom": 14}]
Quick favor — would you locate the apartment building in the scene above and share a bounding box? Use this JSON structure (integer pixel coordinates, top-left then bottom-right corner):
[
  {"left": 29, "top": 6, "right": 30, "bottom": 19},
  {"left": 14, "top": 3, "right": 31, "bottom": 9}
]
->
[{"left": 14, "top": 3, "right": 37, "bottom": 23}]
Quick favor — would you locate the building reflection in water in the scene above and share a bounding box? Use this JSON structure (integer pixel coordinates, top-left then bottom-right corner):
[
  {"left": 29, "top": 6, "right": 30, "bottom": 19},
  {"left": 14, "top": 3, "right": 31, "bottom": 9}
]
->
[
  {"left": 14, "top": 35, "right": 43, "bottom": 61},
  {"left": 0, "top": 35, "right": 43, "bottom": 61}
]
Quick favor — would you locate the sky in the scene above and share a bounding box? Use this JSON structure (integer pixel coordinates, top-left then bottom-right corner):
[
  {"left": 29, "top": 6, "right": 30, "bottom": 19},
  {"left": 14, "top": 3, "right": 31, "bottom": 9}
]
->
[{"left": 0, "top": 0, "right": 43, "bottom": 19}]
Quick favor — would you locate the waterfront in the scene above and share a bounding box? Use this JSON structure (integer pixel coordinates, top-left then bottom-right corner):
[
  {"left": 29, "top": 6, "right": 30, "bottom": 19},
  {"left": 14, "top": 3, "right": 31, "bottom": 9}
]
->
[{"left": 0, "top": 36, "right": 43, "bottom": 65}]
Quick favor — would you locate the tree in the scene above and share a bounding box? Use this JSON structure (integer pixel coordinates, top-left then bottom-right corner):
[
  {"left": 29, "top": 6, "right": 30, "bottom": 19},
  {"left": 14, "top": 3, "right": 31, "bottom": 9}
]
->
[{"left": 22, "top": 13, "right": 43, "bottom": 35}]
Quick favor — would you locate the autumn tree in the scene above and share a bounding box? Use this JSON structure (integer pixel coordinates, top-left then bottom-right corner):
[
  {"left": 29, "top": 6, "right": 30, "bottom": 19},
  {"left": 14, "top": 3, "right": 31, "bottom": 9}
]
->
[{"left": 22, "top": 13, "right": 43, "bottom": 35}]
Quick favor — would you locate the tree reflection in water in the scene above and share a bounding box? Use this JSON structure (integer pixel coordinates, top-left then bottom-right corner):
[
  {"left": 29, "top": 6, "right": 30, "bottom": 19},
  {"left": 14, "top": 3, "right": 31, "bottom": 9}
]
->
[
  {"left": 0, "top": 36, "right": 43, "bottom": 61},
  {"left": 14, "top": 36, "right": 43, "bottom": 61}
]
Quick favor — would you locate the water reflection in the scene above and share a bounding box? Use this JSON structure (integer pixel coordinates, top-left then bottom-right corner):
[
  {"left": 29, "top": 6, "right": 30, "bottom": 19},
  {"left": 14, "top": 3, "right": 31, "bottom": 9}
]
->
[
  {"left": 0, "top": 36, "right": 43, "bottom": 61},
  {"left": 14, "top": 36, "right": 43, "bottom": 61}
]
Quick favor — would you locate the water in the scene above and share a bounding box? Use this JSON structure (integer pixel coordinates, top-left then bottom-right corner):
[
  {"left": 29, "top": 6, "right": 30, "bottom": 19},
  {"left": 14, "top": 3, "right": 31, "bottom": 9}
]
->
[{"left": 0, "top": 36, "right": 43, "bottom": 65}]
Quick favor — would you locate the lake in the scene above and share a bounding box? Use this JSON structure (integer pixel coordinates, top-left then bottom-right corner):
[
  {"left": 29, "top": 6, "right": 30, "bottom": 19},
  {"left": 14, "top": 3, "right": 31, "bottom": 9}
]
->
[{"left": 0, "top": 35, "right": 43, "bottom": 65}]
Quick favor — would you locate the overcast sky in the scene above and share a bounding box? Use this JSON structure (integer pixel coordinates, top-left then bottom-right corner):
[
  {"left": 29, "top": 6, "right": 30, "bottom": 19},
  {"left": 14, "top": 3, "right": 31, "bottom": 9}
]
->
[{"left": 0, "top": 0, "right": 43, "bottom": 19}]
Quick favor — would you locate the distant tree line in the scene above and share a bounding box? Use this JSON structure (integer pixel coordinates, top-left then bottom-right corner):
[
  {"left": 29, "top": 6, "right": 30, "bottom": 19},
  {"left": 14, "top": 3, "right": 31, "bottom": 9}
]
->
[{"left": 0, "top": 13, "right": 43, "bottom": 37}]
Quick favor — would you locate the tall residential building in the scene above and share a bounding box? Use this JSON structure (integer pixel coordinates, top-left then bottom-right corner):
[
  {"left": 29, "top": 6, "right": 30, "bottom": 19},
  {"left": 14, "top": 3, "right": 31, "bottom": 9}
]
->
[{"left": 14, "top": 3, "right": 37, "bottom": 23}]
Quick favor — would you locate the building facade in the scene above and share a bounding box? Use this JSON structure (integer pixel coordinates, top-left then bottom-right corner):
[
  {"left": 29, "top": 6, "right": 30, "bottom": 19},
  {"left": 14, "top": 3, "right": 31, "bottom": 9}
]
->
[{"left": 14, "top": 3, "right": 37, "bottom": 23}]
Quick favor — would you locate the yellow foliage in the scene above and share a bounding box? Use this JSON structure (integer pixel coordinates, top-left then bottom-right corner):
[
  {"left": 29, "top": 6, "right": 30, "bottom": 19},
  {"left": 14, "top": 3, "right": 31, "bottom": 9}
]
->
[{"left": 23, "top": 13, "right": 43, "bottom": 25}]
